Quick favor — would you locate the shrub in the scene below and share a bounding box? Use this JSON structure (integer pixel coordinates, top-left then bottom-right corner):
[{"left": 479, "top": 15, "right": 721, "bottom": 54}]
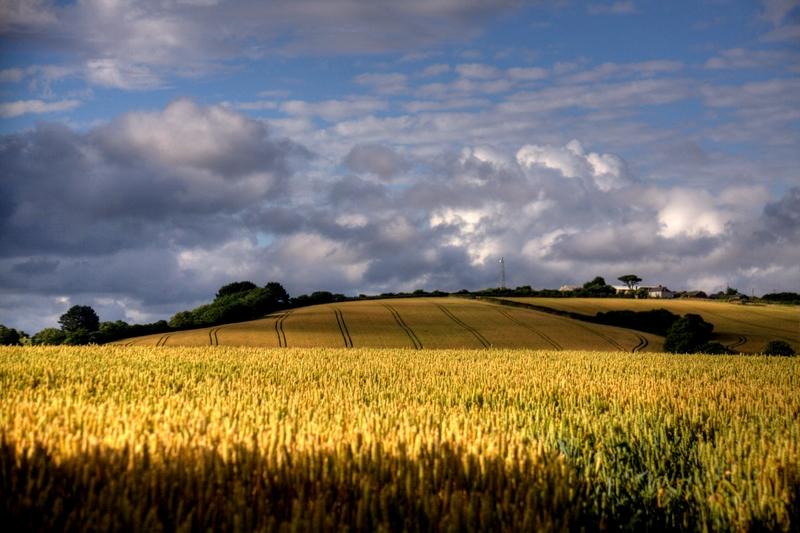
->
[
  {"left": 762, "top": 340, "right": 796, "bottom": 357},
  {"left": 697, "top": 342, "right": 733, "bottom": 355},
  {"left": 31, "top": 328, "right": 67, "bottom": 345},
  {"left": 663, "top": 314, "right": 714, "bottom": 354}
]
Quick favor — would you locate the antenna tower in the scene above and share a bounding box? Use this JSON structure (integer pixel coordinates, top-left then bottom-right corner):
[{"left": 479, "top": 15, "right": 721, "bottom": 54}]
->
[{"left": 499, "top": 257, "right": 506, "bottom": 289}]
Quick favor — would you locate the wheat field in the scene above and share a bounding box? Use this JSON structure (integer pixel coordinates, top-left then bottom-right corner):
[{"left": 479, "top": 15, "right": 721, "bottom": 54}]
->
[
  {"left": 119, "top": 298, "right": 662, "bottom": 352},
  {"left": 2, "top": 346, "right": 798, "bottom": 531},
  {"left": 506, "top": 298, "right": 799, "bottom": 353}
]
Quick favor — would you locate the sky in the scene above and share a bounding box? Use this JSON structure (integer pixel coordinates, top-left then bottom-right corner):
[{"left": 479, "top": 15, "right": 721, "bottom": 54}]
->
[{"left": 0, "top": 0, "right": 799, "bottom": 333}]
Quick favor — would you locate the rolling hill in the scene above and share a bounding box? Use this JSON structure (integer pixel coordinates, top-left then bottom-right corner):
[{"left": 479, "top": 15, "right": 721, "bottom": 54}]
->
[
  {"left": 114, "top": 296, "right": 799, "bottom": 352},
  {"left": 117, "top": 297, "right": 675, "bottom": 352},
  {"left": 502, "top": 297, "right": 798, "bottom": 353}
]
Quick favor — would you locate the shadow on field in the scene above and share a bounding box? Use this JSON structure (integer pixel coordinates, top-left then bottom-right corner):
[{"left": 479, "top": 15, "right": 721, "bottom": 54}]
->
[{"left": 4, "top": 434, "right": 795, "bottom": 531}]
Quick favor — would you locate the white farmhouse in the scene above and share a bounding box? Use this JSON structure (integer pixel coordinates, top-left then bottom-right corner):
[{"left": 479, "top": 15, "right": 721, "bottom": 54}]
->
[{"left": 647, "top": 285, "right": 674, "bottom": 299}]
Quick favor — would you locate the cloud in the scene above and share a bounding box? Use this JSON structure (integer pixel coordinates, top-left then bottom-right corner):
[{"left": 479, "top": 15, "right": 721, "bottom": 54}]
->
[
  {"left": 1, "top": 0, "right": 521, "bottom": 84},
  {"left": 280, "top": 97, "right": 387, "bottom": 121},
  {"left": 516, "top": 139, "right": 629, "bottom": 191},
  {"left": 85, "top": 58, "right": 162, "bottom": 90},
  {"left": 0, "top": 99, "right": 306, "bottom": 258},
  {"left": 354, "top": 73, "right": 408, "bottom": 95},
  {"left": 343, "top": 144, "right": 409, "bottom": 179},
  {"left": 455, "top": 63, "right": 501, "bottom": 79},
  {"left": 0, "top": 98, "right": 81, "bottom": 118},
  {"left": 587, "top": 1, "right": 637, "bottom": 15},
  {"left": 419, "top": 63, "right": 450, "bottom": 77}
]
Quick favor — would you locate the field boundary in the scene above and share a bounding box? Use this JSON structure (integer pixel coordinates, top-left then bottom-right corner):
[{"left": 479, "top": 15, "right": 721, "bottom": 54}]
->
[
  {"left": 494, "top": 308, "right": 561, "bottom": 350},
  {"left": 384, "top": 305, "right": 423, "bottom": 349},
  {"left": 333, "top": 308, "right": 353, "bottom": 348},
  {"left": 436, "top": 304, "right": 491, "bottom": 348}
]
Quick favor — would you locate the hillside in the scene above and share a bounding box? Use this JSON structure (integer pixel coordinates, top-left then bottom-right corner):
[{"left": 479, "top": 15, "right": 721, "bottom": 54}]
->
[
  {"left": 117, "top": 297, "right": 662, "bottom": 351},
  {"left": 502, "top": 297, "right": 799, "bottom": 354}
]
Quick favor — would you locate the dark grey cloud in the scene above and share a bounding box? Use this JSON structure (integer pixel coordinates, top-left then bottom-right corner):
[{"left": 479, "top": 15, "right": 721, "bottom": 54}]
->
[{"left": 0, "top": 99, "right": 304, "bottom": 257}]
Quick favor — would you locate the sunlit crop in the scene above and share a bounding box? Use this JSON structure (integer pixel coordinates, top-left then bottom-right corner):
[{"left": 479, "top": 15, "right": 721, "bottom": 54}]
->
[{"left": 2, "top": 346, "right": 798, "bottom": 530}]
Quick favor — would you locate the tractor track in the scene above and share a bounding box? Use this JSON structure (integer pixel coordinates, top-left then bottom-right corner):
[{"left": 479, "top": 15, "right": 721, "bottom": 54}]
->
[
  {"left": 208, "top": 328, "right": 220, "bottom": 346},
  {"left": 333, "top": 308, "right": 353, "bottom": 348},
  {"left": 495, "top": 308, "right": 561, "bottom": 350},
  {"left": 701, "top": 309, "right": 797, "bottom": 339},
  {"left": 631, "top": 334, "right": 649, "bottom": 353},
  {"left": 480, "top": 298, "right": 626, "bottom": 351},
  {"left": 436, "top": 304, "right": 491, "bottom": 348},
  {"left": 155, "top": 335, "right": 170, "bottom": 347},
  {"left": 384, "top": 304, "right": 423, "bottom": 349},
  {"left": 726, "top": 335, "right": 748, "bottom": 350},
  {"left": 274, "top": 311, "right": 291, "bottom": 347}
]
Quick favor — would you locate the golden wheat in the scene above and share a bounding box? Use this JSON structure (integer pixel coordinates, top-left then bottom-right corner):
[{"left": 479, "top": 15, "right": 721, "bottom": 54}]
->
[{"left": 1, "top": 346, "right": 798, "bottom": 530}]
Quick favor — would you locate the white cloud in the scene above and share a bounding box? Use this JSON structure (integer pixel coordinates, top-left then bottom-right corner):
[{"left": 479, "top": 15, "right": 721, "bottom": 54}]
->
[
  {"left": 507, "top": 67, "right": 548, "bottom": 80},
  {"left": 354, "top": 72, "right": 408, "bottom": 94},
  {"left": 419, "top": 63, "right": 450, "bottom": 77},
  {"left": 0, "top": 98, "right": 81, "bottom": 118},
  {"left": 455, "top": 63, "right": 500, "bottom": 79},
  {"left": 0, "top": 68, "right": 24, "bottom": 83},
  {"left": 86, "top": 58, "right": 161, "bottom": 90},
  {"left": 516, "top": 140, "right": 629, "bottom": 191},
  {"left": 280, "top": 98, "right": 386, "bottom": 121},
  {"left": 587, "top": 1, "right": 637, "bottom": 15}
]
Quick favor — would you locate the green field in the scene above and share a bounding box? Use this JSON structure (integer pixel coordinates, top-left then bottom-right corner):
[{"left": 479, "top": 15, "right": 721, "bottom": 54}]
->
[
  {"left": 116, "top": 297, "right": 798, "bottom": 353},
  {"left": 503, "top": 297, "right": 799, "bottom": 354}
]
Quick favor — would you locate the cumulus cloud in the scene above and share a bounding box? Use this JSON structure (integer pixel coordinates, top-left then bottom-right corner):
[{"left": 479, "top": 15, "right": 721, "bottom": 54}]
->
[
  {"left": 516, "top": 140, "right": 629, "bottom": 191},
  {"left": 0, "top": 99, "right": 306, "bottom": 258}
]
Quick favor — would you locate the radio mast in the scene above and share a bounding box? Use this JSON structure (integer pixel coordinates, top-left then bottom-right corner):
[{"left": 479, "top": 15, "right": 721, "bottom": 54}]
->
[{"left": 499, "top": 257, "right": 506, "bottom": 289}]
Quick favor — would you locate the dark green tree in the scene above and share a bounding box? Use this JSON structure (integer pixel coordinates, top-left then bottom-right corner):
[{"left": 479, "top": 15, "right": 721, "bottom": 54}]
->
[
  {"left": 617, "top": 274, "right": 642, "bottom": 290},
  {"left": 663, "top": 314, "right": 714, "bottom": 353},
  {"left": 31, "top": 328, "right": 67, "bottom": 345},
  {"left": 763, "top": 340, "right": 795, "bottom": 356},
  {"left": 58, "top": 305, "right": 100, "bottom": 334},
  {"left": 0, "top": 325, "right": 21, "bottom": 346},
  {"left": 581, "top": 276, "right": 615, "bottom": 296},
  {"left": 264, "top": 282, "right": 290, "bottom": 304},
  {"left": 169, "top": 311, "right": 197, "bottom": 329},
  {"left": 215, "top": 281, "right": 257, "bottom": 300}
]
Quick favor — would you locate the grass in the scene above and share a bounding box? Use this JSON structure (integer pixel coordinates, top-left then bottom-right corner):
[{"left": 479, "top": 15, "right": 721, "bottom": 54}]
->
[
  {"left": 1, "top": 346, "right": 798, "bottom": 530},
  {"left": 116, "top": 298, "right": 664, "bottom": 351},
  {"left": 505, "top": 297, "right": 799, "bottom": 353}
]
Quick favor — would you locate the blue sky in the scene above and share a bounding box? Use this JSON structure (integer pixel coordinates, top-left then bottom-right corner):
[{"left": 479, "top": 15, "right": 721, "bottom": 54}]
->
[{"left": 1, "top": 0, "right": 798, "bottom": 332}]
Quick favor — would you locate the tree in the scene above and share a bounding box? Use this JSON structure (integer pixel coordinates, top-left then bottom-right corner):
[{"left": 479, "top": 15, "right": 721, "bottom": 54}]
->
[
  {"left": 59, "top": 305, "right": 100, "bottom": 334},
  {"left": 617, "top": 274, "right": 642, "bottom": 290},
  {"left": 0, "top": 325, "right": 21, "bottom": 346},
  {"left": 663, "top": 314, "right": 714, "bottom": 353},
  {"left": 580, "top": 276, "right": 615, "bottom": 297},
  {"left": 215, "top": 281, "right": 257, "bottom": 300},
  {"left": 264, "top": 282, "right": 290, "bottom": 304},
  {"left": 31, "top": 328, "right": 66, "bottom": 345},
  {"left": 763, "top": 340, "right": 795, "bottom": 356},
  {"left": 169, "top": 311, "right": 197, "bottom": 329}
]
